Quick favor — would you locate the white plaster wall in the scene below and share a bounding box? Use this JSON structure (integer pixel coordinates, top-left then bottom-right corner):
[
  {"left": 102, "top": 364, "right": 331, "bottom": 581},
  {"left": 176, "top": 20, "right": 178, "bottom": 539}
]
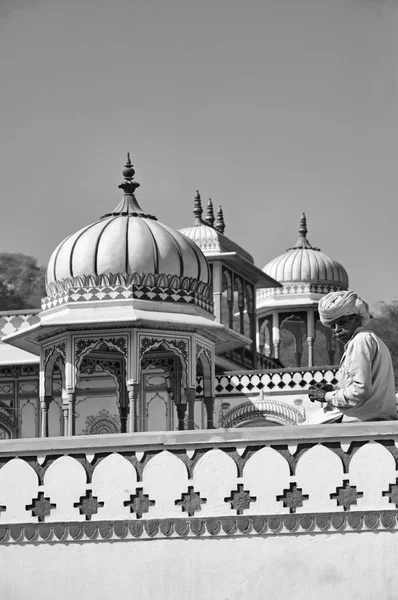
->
[{"left": 1, "top": 532, "right": 397, "bottom": 600}]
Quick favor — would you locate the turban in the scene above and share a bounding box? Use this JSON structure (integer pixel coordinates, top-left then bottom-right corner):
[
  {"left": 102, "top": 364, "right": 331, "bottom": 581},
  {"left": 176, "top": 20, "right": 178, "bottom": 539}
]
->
[{"left": 318, "top": 291, "right": 370, "bottom": 327}]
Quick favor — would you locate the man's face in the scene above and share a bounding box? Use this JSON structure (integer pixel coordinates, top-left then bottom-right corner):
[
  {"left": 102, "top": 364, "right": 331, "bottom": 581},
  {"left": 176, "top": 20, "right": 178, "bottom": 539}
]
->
[{"left": 329, "top": 314, "right": 361, "bottom": 344}]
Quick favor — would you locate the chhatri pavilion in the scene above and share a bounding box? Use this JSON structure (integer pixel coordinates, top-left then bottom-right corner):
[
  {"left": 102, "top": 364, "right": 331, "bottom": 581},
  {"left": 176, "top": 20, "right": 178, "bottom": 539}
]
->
[{"left": 0, "top": 155, "right": 350, "bottom": 438}]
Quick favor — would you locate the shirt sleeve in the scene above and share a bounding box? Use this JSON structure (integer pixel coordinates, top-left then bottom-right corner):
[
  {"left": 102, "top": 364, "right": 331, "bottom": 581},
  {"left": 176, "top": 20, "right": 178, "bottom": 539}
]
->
[{"left": 324, "top": 334, "right": 377, "bottom": 409}]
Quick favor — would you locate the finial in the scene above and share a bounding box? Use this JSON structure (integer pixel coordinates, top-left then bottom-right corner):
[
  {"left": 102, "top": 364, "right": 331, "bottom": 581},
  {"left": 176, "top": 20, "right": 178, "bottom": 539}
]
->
[
  {"left": 194, "top": 190, "right": 203, "bottom": 225},
  {"left": 118, "top": 153, "right": 140, "bottom": 195},
  {"left": 299, "top": 212, "right": 307, "bottom": 238},
  {"left": 102, "top": 154, "right": 157, "bottom": 220},
  {"left": 205, "top": 198, "right": 215, "bottom": 227},
  {"left": 215, "top": 205, "right": 225, "bottom": 234},
  {"left": 287, "top": 213, "right": 319, "bottom": 251}
]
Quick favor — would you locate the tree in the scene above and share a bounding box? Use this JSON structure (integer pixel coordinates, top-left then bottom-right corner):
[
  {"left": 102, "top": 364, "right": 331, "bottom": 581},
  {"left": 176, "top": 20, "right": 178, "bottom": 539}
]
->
[
  {"left": 368, "top": 301, "right": 398, "bottom": 386},
  {"left": 0, "top": 253, "right": 46, "bottom": 310}
]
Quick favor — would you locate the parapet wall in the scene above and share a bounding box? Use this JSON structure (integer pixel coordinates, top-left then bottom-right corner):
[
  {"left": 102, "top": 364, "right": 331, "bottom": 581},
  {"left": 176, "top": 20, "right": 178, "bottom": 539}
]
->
[{"left": 1, "top": 424, "right": 398, "bottom": 599}]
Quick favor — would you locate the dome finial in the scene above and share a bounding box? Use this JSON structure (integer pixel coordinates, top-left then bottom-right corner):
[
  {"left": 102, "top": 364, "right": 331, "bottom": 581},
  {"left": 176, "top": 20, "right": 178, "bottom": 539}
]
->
[
  {"left": 299, "top": 212, "right": 307, "bottom": 238},
  {"left": 102, "top": 155, "right": 157, "bottom": 219},
  {"left": 287, "top": 213, "right": 319, "bottom": 251},
  {"left": 119, "top": 153, "right": 140, "bottom": 195},
  {"left": 205, "top": 198, "right": 215, "bottom": 227},
  {"left": 194, "top": 190, "right": 203, "bottom": 225},
  {"left": 215, "top": 205, "right": 225, "bottom": 234}
]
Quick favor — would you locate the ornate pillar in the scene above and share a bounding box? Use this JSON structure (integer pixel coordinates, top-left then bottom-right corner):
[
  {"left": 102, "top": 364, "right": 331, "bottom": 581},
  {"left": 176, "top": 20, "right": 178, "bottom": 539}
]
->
[
  {"left": 65, "top": 390, "right": 76, "bottom": 436},
  {"left": 325, "top": 328, "right": 336, "bottom": 365},
  {"left": 40, "top": 395, "right": 51, "bottom": 438},
  {"left": 119, "top": 406, "right": 128, "bottom": 433},
  {"left": 127, "top": 382, "right": 139, "bottom": 433},
  {"left": 226, "top": 270, "right": 234, "bottom": 330},
  {"left": 165, "top": 376, "right": 174, "bottom": 431},
  {"left": 62, "top": 403, "right": 69, "bottom": 436},
  {"left": 176, "top": 404, "right": 187, "bottom": 431},
  {"left": 307, "top": 308, "right": 315, "bottom": 367},
  {"left": 272, "top": 311, "right": 280, "bottom": 360},
  {"left": 212, "top": 262, "right": 222, "bottom": 322},
  {"left": 203, "top": 396, "right": 215, "bottom": 429},
  {"left": 185, "top": 388, "right": 196, "bottom": 430}
]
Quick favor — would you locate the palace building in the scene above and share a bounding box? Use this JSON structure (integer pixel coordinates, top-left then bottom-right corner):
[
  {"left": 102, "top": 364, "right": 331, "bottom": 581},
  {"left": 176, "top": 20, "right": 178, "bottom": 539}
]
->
[{"left": 0, "top": 155, "right": 349, "bottom": 439}]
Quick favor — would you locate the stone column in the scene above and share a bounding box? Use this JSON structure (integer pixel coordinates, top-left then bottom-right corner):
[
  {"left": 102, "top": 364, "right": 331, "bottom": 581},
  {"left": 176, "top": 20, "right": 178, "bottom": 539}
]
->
[
  {"left": 326, "top": 328, "right": 336, "bottom": 365},
  {"left": 307, "top": 308, "right": 315, "bottom": 367},
  {"left": 40, "top": 395, "right": 51, "bottom": 438},
  {"left": 119, "top": 406, "right": 128, "bottom": 433},
  {"left": 127, "top": 382, "right": 139, "bottom": 433},
  {"left": 62, "top": 403, "right": 69, "bottom": 436},
  {"left": 65, "top": 390, "right": 76, "bottom": 437},
  {"left": 185, "top": 388, "right": 196, "bottom": 430},
  {"left": 212, "top": 262, "right": 222, "bottom": 322},
  {"left": 272, "top": 311, "right": 280, "bottom": 360},
  {"left": 177, "top": 404, "right": 187, "bottom": 431},
  {"left": 203, "top": 396, "right": 215, "bottom": 429}
]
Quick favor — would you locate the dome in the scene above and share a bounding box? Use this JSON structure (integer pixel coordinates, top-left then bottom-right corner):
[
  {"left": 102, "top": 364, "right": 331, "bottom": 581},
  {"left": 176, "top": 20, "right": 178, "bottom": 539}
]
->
[
  {"left": 44, "top": 156, "right": 212, "bottom": 313},
  {"left": 262, "top": 214, "right": 348, "bottom": 295},
  {"left": 47, "top": 156, "right": 209, "bottom": 287},
  {"left": 179, "top": 193, "right": 254, "bottom": 263}
]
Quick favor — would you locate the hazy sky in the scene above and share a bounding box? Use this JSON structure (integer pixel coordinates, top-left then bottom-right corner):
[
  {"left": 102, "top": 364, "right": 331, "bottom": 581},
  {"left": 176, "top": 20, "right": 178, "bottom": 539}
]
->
[{"left": 0, "top": 0, "right": 397, "bottom": 308}]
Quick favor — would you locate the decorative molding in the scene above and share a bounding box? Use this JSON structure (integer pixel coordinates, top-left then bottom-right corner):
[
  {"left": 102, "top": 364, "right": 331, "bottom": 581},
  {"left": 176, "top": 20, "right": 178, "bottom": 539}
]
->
[
  {"left": 124, "top": 489, "right": 156, "bottom": 519},
  {"left": 75, "top": 336, "right": 128, "bottom": 364},
  {"left": 0, "top": 442, "right": 369, "bottom": 482},
  {"left": 81, "top": 409, "right": 121, "bottom": 435},
  {"left": 257, "top": 282, "right": 346, "bottom": 300},
  {"left": 44, "top": 341, "right": 66, "bottom": 368},
  {"left": 221, "top": 398, "right": 304, "bottom": 428},
  {"left": 140, "top": 336, "right": 188, "bottom": 362},
  {"left": 1, "top": 511, "right": 398, "bottom": 544},
  {"left": 225, "top": 484, "right": 256, "bottom": 515},
  {"left": 175, "top": 486, "right": 207, "bottom": 517},
  {"left": 73, "top": 490, "right": 104, "bottom": 521},
  {"left": 43, "top": 273, "right": 213, "bottom": 313}
]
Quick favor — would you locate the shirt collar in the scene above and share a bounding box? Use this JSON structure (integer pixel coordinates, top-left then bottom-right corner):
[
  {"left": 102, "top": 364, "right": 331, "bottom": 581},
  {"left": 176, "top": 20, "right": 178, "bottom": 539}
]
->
[{"left": 344, "top": 326, "right": 367, "bottom": 349}]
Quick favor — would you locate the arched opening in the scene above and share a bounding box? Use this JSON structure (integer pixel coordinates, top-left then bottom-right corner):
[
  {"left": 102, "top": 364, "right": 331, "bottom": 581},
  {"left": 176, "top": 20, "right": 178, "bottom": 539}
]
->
[
  {"left": 75, "top": 342, "right": 126, "bottom": 435},
  {"left": 140, "top": 344, "right": 186, "bottom": 432}
]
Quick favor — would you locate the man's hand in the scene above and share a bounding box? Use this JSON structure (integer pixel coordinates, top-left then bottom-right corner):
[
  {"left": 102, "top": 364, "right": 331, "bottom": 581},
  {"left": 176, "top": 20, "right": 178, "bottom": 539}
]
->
[{"left": 308, "top": 383, "right": 333, "bottom": 403}]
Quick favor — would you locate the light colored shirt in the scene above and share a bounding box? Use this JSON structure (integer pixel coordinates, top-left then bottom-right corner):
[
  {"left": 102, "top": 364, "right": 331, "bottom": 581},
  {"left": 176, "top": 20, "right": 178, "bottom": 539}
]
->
[{"left": 324, "top": 327, "right": 397, "bottom": 422}]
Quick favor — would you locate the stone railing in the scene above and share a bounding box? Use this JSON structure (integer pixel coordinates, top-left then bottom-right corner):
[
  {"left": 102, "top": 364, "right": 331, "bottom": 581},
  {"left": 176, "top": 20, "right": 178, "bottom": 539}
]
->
[
  {"left": 197, "top": 366, "right": 339, "bottom": 397},
  {"left": 1, "top": 424, "right": 398, "bottom": 598},
  {"left": 0, "top": 423, "right": 398, "bottom": 539},
  {"left": 0, "top": 309, "right": 40, "bottom": 338}
]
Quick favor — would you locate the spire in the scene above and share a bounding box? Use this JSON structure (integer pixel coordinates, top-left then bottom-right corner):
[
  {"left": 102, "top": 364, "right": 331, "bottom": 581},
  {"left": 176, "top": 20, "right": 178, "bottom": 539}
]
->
[
  {"left": 299, "top": 212, "right": 307, "bottom": 238},
  {"left": 215, "top": 205, "right": 225, "bottom": 234},
  {"left": 119, "top": 153, "right": 140, "bottom": 195},
  {"left": 194, "top": 190, "right": 203, "bottom": 225},
  {"left": 205, "top": 198, "right": 215, "bottom": 227},
  {"left": 102, "top": 154, "right": 156, "bottom": 220},
  {"left": 287, "top": 213, "right": 319, "bottom": 251}
]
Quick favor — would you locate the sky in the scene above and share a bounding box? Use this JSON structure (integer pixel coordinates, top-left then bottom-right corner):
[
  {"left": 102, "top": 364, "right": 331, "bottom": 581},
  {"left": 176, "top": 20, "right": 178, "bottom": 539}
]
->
[{"left": 0, "top": 0, "right": 398, "bottom": 309}]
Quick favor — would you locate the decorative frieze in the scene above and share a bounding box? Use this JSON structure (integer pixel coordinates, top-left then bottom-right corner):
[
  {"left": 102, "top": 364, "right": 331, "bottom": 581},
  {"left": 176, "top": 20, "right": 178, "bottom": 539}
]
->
[
  {"left": 140, "top": 336, "right": 188, "bottom": 362},
  {"left": 75, "top": 336, "right": 128, "bottom": 363},
  {"left": 42, "top": 273, "right": 213, "bottom": 313},
  {"left": 1, "top": 511, "right": 398, "bottom": 544}
]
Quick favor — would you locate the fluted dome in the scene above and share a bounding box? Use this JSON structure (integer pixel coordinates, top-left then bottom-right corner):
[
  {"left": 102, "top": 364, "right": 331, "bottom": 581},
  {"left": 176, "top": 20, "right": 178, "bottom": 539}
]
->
[
  {"left": 179, "top": 194, "right": 254, "bottom": 263},
  {"left": 47, "top": 156, "right": 209, "bottom": 287},
  {"left": 43, "top": 156, "right": 212, "bottom": 313},
  {"left": 262, "top": 214, "right": 348, "bottom": 295}
]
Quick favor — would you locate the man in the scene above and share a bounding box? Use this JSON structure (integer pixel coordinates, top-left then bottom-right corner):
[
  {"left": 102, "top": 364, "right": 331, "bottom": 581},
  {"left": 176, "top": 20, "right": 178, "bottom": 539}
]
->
[{"left": 309, "top": 290, "right": 397, "bottom": 422}]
